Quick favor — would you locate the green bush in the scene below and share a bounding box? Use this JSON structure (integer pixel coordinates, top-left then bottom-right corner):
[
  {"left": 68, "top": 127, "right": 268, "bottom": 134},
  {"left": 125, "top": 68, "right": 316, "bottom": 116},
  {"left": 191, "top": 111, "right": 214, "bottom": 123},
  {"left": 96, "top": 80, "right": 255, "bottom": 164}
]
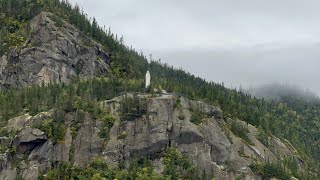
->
[
  {"left": 3, "top": 32, "right": 25, "bottom": 49},
  {"left": 250, "top": 162, "right": 291, "bottom": 180},
  {"left": 174, "top": 98, "right": 181, "bottom": 109},
  {"left": 190, "top": 110, "right": 205, "bottom": 125},
  {"left": 34, "top": 109, "right": 66, "bottom": 144},
  {"left": 117, "top": 131, "right": 128, "bottom": 140},
  {"left": 0, "top": 16, "right": 25, "bottom": 55},
  {"left": 40, "top": 151, "right": 198, "bottom": 179},
  {"left": 98, "top": 113, "right": 116, "bottom": 140},
  {"left": 163, "top": 147, "right": 196, "bottom": 180},
  {"left": 39, "top": 156, "right": 163, "bottom": 180},
  {"left": 120, "top": 95, "right": 147, "bottom": 121},
  {"left": 48, "top": 14, "right": 64, "bottom": 27},
  {"left": 230, "top": 120, "right": 254, "bottom": 145},
  {"left": 256, "top": 126, "right": 270, "bottom": 147},
  {"left": 0, "top": 77, "right": 143, "bottom": 131},
  {"left": 0, "top": 144, "right": 7, "bottom": 154}
]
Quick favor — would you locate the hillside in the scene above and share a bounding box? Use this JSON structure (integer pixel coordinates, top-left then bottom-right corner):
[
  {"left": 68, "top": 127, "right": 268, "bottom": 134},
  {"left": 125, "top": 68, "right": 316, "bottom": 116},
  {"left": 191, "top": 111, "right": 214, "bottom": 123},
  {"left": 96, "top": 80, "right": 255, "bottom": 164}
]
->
[
  {"left": 0, "top": 0, "right": 319, "bottom": 179},
  {"left": 0, "top": 11, "right": 110, "bottom": 88},
  {"left": 0, "top": 92, "right": 305, "bottom": 180}
]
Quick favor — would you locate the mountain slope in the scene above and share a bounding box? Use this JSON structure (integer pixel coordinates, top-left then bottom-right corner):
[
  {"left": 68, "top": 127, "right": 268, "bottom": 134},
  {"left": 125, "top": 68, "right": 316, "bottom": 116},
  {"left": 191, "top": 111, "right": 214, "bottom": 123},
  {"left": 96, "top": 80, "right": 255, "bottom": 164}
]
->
[
  {"left": 0, "top": 92, "right": 303, "bottom": 180},
  {"left": 0, "top": 0, "right": 319, "bottom": 179},
  {"left": 0, "top": 12, "right": 110, "bottom": 89}
]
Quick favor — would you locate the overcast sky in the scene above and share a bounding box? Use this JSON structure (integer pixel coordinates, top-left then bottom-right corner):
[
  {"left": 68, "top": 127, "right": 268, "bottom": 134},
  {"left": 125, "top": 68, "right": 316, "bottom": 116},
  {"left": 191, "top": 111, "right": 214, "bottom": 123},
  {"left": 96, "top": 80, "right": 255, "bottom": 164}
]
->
[{"left": 70, "top": 0, "right": 320, "bottom": 95}]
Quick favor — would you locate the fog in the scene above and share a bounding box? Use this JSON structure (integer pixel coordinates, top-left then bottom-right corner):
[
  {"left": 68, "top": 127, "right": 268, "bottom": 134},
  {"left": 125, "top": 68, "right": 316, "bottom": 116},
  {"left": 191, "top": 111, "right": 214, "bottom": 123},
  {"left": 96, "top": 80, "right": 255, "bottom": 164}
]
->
[
  {"left": 152, "top": 45, "right": 320, "bottom": 95},
  {"left": 70, "top": 0, "right": 320, "bottom": 95}
]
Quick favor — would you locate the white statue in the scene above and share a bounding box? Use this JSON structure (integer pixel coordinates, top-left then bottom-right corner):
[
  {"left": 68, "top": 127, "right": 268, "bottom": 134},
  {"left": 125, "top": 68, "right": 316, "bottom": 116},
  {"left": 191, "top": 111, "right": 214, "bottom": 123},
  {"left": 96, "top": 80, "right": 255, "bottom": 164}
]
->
[{"left": 145, "top": 71, "right": 151, "bottom": 88}]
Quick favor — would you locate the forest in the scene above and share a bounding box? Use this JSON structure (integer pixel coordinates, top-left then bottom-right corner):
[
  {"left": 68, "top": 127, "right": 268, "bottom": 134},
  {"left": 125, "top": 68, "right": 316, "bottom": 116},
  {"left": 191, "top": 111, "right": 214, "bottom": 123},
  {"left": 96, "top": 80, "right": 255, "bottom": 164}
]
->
[{"left": 0, "top": 0, "right": 319, "bottom": 179}]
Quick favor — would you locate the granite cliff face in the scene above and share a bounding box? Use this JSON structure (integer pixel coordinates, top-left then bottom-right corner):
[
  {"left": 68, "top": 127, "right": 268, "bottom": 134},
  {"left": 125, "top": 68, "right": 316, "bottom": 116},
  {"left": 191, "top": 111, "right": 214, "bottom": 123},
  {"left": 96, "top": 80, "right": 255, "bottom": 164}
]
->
[
  {"left": 0, "top": 12, "right": 110, "bottom": 89},
  {"left": 0, "top": 94, "right": 302, "bottom": 180}
]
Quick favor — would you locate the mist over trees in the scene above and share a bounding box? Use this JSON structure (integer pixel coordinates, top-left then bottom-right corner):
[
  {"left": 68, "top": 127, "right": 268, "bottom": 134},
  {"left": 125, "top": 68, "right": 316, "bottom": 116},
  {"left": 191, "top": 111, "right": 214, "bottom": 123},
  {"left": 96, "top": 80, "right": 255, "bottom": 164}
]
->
[{"left": 245, "top": 83, "right": 320, "bottom": 104}]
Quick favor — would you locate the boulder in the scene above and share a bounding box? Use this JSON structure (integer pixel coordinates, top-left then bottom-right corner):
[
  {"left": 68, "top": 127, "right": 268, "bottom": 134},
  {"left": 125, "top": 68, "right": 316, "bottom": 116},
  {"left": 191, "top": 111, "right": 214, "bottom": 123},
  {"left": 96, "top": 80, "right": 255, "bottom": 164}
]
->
[
  {"left": 5, "top": 114, "right": 32, "bottom": 133},
  {"left": 13, "top": 128, "right": 47, "bottom": 154}
]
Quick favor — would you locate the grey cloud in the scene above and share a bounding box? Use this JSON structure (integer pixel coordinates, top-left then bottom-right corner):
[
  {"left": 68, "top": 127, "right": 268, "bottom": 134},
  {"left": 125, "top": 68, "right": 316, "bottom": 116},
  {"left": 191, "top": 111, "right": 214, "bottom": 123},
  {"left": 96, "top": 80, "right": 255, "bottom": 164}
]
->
[
  {"left": 72, "top": 0, "right": 320, "bottom": 50},
  {"left": 153, "top": 46, "right": 320, "bottom": 95},
  {"left": 70, "top": 0, "right": 320, "bottom": 95}
]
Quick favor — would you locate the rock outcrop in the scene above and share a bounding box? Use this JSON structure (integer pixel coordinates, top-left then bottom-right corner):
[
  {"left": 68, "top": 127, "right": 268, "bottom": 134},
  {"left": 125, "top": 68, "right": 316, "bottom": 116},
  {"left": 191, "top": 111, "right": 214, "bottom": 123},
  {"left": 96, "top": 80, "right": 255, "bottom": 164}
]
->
[
  {"left": 72, "top": 113, "right": 104, "bottom": 166},
  {"left": 102, "top": 94, "right": 302, "bottom": 179},
  {"left": 0, "top": 12, "right": 110, "bottom": 89},
  {"left": 0, "top": 94, "right": 303, "bottom": 180},
  {"left": 13, "top": 128, "right": 47, "bottom": 154}
]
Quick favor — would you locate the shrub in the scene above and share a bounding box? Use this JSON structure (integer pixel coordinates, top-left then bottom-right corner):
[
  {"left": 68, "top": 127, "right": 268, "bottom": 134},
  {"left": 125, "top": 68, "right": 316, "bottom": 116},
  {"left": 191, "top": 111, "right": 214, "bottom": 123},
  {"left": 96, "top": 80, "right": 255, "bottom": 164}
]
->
[
  {"left": 98, "top": 114, "right": 116, "bottom": 140},
  {"left": 3, "top": 32, "right": 25, "bottom": 48},
  {"left": 0, "top": 144, "right": 7, "bottom": 154},
  {"left": 229, "top": 120, "right": 254, "bottom": 145},
  {"left": 120, "top": 95, "right": 147, "bottom": 121},
  {"left": 35, "top": 119, "right": 66, "bottom": 144},
  {"left": 190, "top": 110, "right": 205, "bottom": 125},
  {"left": 48, "top": 14, "right": 64, "bottom": 27},
  {"left": 117, "top": 131, "right": 127, "bottom": 139},
  {"left": 250, "top": 161, "right": 291, "bottom": 180},
  {"left": 40, "top": 156, "right": 162, "bottom": 180},
  {"left": 257, "top": 126, "right": 270, "bottom": 147},
  {"left": 174, "top": 98, "right": 181, "bottom": 109},
  {"left": 163, "top": 148, "right": 195, "bottom": 180}
]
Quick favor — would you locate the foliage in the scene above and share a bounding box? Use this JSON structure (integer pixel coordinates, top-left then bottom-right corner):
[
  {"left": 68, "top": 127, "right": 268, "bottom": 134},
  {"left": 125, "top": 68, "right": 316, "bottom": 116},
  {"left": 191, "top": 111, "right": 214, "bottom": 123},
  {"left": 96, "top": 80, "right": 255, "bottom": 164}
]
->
[
  {"left": 120, "top": 94, "right": 147, "bottom": 121},
  {"left": 0, "top": 0, "right": 319, "bottom": 177},
  {"left": 256, "top": 125, "right": 270, "bottom": 147},
  {"left": 250, "top": 161, "right": 291, "bottom": 180},
  {"left": 33, "top": 109, "right": 66, "bottom": 144},
  {"left": 0, "top": 144, "right": 7, "bottom": 153},
  {"left": 48, "top": 14, "right": 63, "bottom": 27},
  {"left": 190, "top": 110, "right": 205, "bottom": 125},
  {"left": 39, "top": 150, "right": 199, "bottom": 179},
  {"left": 40, "top": 157, "right": 163, "bottom": 180},
  {"left": 174, "top": 97, "right": 181, "bottom": 109},
  {"left": 0, "top": 15, "right": 26, "bottom": 56},
  {"left": 163, "top": 147, "right": 196, "bottom": 180},
  {"left": 148, "top": 59, "right": 320, "bottom": 173},
  {"left": 229, "top": 120, "right": 254, "bottom": 145},
  {"left": 98, "top": 113, "right": 116, "bottom": 140},
  {"left": 0, "top": 78, "right": 143, "bottom": 128},
  {"left": 117, "top": 131, "right": 128, "bottom": 139},
  {"left": 283, "top": 156, "right": 299, "bottom": 178}
]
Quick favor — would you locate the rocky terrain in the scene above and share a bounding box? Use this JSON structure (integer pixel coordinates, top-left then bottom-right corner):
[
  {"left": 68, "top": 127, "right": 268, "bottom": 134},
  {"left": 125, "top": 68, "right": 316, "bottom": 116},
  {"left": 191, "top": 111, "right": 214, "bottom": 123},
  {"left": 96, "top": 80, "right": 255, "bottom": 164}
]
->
[
  {"left": 0, "top": 93, "right": 303, "bottom": 180},
  {"left": 0, "top": 12, "right": 110, "bottom": 89}
]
